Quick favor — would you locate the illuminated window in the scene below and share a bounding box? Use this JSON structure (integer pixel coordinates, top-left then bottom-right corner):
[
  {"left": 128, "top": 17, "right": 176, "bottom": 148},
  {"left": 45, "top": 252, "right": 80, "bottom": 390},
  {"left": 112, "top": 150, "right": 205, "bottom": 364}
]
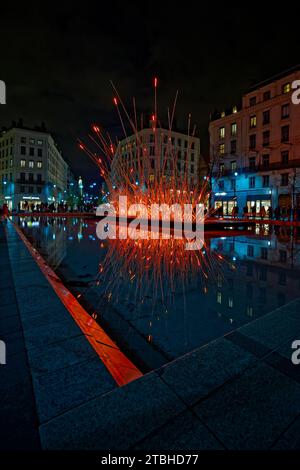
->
[
  {"left": 29, "top": 160, "right": 34, "bottom": 168},
  {"left": 246, "top": 306, "right": 253, "bottom": 316},
  {"left": 231, "top": 160, "right": 237, "bottom": 171},
  {"left": 37, "top": 161, "right": 42, "bottom": 168},
  {"left": 219, "top": 127, "right": 225, "bottom": 139},
  {"left": 219, "top": 143, "right": 225, "bottom": 155},
  {"left": 228, "top": 297, "right": 234, "bottom": 308},
  {"left": 231, "top": 123, "right": 237, "bottom": 136},
  {"left": 149, "top": 174, "right": 154, "bottom": 183},
  {"left": 217, "top": 292, "right": 222, "bottom": 304},
  {"left": 232, "top": 105, "right": 237, "bottom": 114},
  {"left": 221, "top": 111, "right": 225, "bottom": 118},
  {"left": 250, "top": 115, "right": 257, "bottom": 128},
  {"left": 20, "top": 159, "right": 26, "bottom": 167},
  {"left": 282, "top": 83, "right": 291, "bottom": 94}
]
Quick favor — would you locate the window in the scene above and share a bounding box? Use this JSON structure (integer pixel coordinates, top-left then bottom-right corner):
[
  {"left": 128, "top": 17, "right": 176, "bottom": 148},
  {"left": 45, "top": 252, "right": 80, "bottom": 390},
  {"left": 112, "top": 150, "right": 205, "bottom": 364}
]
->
[
  {"left": 231, "top": 160, "right": 237, "bottom": 171},
  {"left": 281, "top": 104, "right": 289, "bottom": 119},
  {"left": 281, "top": 151, "right": 289, "bottom": 165},
  {"left": 230, "top": 140, "right": 237, "bottom": 154},
  {"left": 20, "top": 159, "right": 26, "bottom": 167},
  {"left": 20, "top": 185, "right": 25, "bottom": 193},
  {"left": 28, "top": 173, "right": 34, "bottom": 182},
  {"left": 219, "top": 163, "right": 224, "bottom": 174},
  {"left": 263, "top": 90, "right": 271, "bottom": 101},
  {"left": 190, "top": 164, "right": 194, "bottom": 174},
  {"left": 218, "top": 180, "right": 224, "bottom": 190},
  {"left": 219, "top": 143, "right": 225, "bottom": 155},
  {"left": 249, "top": 96, "right": 256, "bottom": 106},
  {"left": 281, "top": 125, "right": 289, "bottom": 143},
  {"left": 260, "top": 266, "right": 267, "bottom": 281},
  {"left": 37, "top": 174, "right": 42, "bottom": 182},
  {"left": 249, "top": 134, "right": 256, "bottom": 150},
  {"left": 10, "top": 159, "right": 13, "bottom": 167},
  {"left": 37, "top": 139, "right": 43, "bottom": 145},
  {"left": 21, "top": 137, "right": 26, "bottom": 144},
  {"left": 232, "top": 105, "right": 237, "bottom": 114},
  {"left": 279, "top": 272, "right": 286, "bottom": 286},
  {"left": 262, "top": 110, "right": 270, "bottom": 125},
  {"left": 29, "top": 160, "right": 34, "bottom": 168},
  {"left": 263, "top": 130, "right": 270, "bottom": 147},
  {"left": 20, "top": 172, "right": 25, "bottom": 182},
  {"left": 282, "top": 83, "right": 291, "bottom": 94},
  {"left": 249, "top": 176, "right": 255, "bottom": 188},
  {"left": 247, "top": 245, "right": 254, "bottom": 257},
  {"left": 219, "top": 127, "right": 225, "bottom": 139},
  {"left": 228, "top": 297, "right": 234, "bottom": 308},
  {"left": 29, "top": 138, "right": 35, "bottom": 144},
  {"left": 231, "top": 123, "right": 237, "bottom": 136},
  {"left": 262, "top": 175, "right": 270, "bottom": 187},
  {"left": 37, "top": 161, "right": 42, "bottom": 168},
  {"left": 231, "top": 179, "right": 236, "bottom": 190},
  {"left": 37, "top": 148, "right": 43, "bottom": 157},
  {"left": 21, "top": 146, "right": 26, "bottom": 155},
  {"left": 249, "top": 157, "right": 256, "bottom": 169},
  {"left": 281, "top": 173, "right": 289, "bottom": 186},
  {"left": 191, "top": 153, "right": 194, "bottom": 162},
  {"left": 250, "top": 115, "right": 257, "bottom": 128},
  {"left": 262, "top": 154, "right": 269, "bottom": 169},
  {"left": 29, "top": 147, "right": 34, "bottom": 156},
  {"left": 279, "top": 250, "right": 287, "bottom": 263},
  {"left": 261, "top": 247, "right": 268, "bottom": 260},
  {"left": 37, "top": 187, "right": 42, "bottom": 194}
]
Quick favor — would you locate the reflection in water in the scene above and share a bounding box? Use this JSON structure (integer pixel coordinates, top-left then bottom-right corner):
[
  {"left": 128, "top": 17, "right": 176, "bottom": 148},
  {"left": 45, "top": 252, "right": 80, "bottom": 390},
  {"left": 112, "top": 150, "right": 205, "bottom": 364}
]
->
[
  {"left": 97, "top": 226, "right": 229, "bottom": 316},
  {"left": 16, "top": 217, "right": 300, "bottom": 370}
]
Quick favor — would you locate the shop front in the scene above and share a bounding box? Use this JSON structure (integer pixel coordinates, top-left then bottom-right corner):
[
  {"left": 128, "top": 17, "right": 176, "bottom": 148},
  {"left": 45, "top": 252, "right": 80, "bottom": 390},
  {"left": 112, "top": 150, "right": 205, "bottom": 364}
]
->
[
  {"left": 246, "top": 195, "right": 271, "bottom": 215},
  {"left": 214, "top": 196, "right": 237, "bottom": 216},
  {"left": 20, "top": 196, "right": 42, "bottom": 211}
]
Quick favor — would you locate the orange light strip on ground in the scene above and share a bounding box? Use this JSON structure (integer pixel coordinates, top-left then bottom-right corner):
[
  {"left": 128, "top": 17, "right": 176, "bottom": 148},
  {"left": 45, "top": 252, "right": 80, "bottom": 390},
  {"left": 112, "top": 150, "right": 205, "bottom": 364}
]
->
[{"left": 11, "top": 221, "right": 143, "bottom": 387}]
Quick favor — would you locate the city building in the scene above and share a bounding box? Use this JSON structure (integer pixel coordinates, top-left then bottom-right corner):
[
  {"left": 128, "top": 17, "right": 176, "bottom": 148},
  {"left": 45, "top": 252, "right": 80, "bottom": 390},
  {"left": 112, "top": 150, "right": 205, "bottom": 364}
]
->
[
  {"left": 111, "top": 125, "right": 206, "bottom": 189},
  {"left": 209, "top": 66, "right": 300, "bottom": 216},
  {"left": 0, "top": 121, "right": 70, "bottom": 210}
]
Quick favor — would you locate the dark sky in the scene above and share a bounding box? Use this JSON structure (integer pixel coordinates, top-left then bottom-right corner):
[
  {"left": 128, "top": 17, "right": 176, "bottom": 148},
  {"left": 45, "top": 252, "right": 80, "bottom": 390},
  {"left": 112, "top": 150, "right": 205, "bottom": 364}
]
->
[{"left": 1, "top": 2, "right": 300, "bottom": 184}]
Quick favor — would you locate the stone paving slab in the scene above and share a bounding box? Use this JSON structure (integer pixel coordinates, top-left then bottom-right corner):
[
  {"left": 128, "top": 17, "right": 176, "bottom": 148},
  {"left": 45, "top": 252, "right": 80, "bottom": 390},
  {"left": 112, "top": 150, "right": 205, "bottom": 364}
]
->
[
  {"left": 33, "top": 357, "right": 116, "bottom": 423},
  {"left": 134, "top": 410, "right": 224, "bottom": 450},
  {"left": 194, "top": 362, "right": 300, "bottom": 450},
  {"left": 39, "top": 371, "right": 186, "bottom": 450},
  {"left": 157, "top": 338, "right": 257, "bottom": 406}
]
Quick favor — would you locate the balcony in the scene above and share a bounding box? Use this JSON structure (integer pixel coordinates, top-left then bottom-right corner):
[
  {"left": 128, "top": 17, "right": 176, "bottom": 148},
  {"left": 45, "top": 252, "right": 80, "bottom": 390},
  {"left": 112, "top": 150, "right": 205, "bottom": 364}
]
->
[
  {"left": 213, "top": 158, "right": 300, "bottom": 177},
  {"left": 16, "top": 178, "right": 45, "bottom": 185}
]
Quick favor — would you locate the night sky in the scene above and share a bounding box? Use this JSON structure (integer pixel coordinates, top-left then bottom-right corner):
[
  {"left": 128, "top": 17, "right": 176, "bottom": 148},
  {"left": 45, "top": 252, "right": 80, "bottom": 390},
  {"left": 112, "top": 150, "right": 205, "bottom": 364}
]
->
[{"left": 1, "top": 3, "right": 299, "bottom": 184}]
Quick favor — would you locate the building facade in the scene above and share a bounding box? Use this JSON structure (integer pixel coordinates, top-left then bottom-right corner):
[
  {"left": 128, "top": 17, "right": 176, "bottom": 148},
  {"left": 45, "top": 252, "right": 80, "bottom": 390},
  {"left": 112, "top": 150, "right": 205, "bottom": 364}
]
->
[
  {"left": 0, "top": 124, "right": 70, "bottom": 210},
  {"left": 111, "top": 127, "right": 206, "bottom": 189},
  {"left": 209, "top": 67, "right": 300, "bottom": 216}
]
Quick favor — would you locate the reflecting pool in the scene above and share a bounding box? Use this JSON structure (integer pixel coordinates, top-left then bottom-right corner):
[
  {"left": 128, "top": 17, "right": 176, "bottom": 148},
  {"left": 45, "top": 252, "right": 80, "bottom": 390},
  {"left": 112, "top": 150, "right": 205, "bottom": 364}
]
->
[{"left": 15, "top": 216, "right": 300, "bottom": 372}]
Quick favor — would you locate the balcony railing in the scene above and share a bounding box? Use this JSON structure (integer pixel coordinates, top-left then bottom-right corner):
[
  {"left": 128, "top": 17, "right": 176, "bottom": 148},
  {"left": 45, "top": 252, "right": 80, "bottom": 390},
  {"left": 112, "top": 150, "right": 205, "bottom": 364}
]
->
[
  {"left": 213, "top": 158, "right": 300, "bottom": 177},
  {"left": 16, "top": 179, "right": 45, "bottom": 184}
]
